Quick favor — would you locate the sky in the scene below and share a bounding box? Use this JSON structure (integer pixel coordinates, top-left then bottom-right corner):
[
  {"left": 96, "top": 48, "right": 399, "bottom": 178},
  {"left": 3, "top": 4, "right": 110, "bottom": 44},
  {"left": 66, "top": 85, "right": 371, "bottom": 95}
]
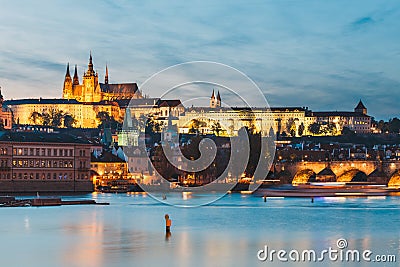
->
[{"left": 0, "top": 0, "right": 399, "bottom": 120}]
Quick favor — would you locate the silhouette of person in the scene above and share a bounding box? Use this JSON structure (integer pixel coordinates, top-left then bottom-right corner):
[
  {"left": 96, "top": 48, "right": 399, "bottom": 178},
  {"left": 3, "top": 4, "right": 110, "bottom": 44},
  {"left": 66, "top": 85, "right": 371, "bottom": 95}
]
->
[{"left": 165, "top": 214, "right": 172, "bottom": 233}]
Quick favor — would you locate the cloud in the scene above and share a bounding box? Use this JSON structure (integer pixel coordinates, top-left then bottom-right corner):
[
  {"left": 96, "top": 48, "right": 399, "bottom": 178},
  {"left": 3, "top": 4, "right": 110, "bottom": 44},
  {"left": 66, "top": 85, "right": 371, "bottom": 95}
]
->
[
  {"left": 351, "top": 16, "right": 375, "bottom": 28},
  {"left": 0, "top": 0, "right": 399, "bottom": 119}
]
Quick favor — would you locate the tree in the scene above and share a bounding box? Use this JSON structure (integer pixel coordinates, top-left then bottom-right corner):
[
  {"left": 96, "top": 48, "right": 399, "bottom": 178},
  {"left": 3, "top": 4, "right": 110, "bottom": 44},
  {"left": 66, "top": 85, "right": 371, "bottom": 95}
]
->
[
  {"left": 298, "top": 123, "right": 305, "bottom": 136},
  {"left": 211, "top": 121, "right": 223, "bottom": 136},
  {"left": 388, "top": 118, "right": 400, "bottom": 133},
  {"left": 64, "top": 114, "right": 76, "bottom": 128},
  {"left": 286, "top": 118, "right": 296, "bottom": 137},
  {"left": 96, "top": 111, "right": 122, "bottom": 130},
  {"left": 41, "top": 112, "right": 51, "bottom": 126},
  {"left": 49, "top": 109, "right": 64, "bottom": 127},
  {"left": 96, "top": 111, "right": 111, "bottom": 124},
  {"left": 308, "top": 123, "right": 321, "bottom": 135},
  {"left": 189, "top": 119, "right": 206, "bottom": 134},
  {"left": 29, "top": 111, "right": 43, "bottom": 125}
]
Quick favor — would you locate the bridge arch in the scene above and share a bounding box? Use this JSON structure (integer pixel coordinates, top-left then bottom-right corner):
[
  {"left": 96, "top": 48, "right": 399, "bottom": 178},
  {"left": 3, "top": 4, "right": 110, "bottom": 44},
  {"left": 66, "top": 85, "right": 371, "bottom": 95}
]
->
[
  {"left": 292, "top": 169, "right": 316, "bottom": 185},
  {"left": 337, "top": 169, "right": 367, "bottom": 183},
  {"left": 388, "top": 170, "right": 400, "bottom": 188}
]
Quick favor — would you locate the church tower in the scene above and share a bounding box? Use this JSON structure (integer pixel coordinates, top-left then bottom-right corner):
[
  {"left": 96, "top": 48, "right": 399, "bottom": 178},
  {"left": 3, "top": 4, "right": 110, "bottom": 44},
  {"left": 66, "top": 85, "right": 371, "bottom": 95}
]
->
[
  {"left": 210, "top": 89, "right": 216, "bottom": 108},
  {"left": 62, "top": 63, "right": 73, "bottom": 99},
  {"left": 354, "top": 100, "right": 367, "bottom": 115},
  {"left": 105, "top": 64, "right": 109, "bottom": 84},
  {"left": 216, "top": 90, "right": 221, "bottom": 107},
  {"left": 210, "top": 89, "right": 221, "bottom": 108},
  {"left": 82, "top": 52, "right": 99, "bottom": 102},
  {"left": 73, "top": 64, "right": 79, "bottom": 85}
]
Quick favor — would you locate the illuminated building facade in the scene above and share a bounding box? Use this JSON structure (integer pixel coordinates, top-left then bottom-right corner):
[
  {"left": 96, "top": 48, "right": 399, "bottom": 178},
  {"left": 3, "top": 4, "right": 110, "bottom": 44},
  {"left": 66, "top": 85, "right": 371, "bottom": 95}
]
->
[
  {"left": 0, "top": 131, "right": 92, "bottom": 192},
  {"left": 5, "top": 53, "right": 142, "bottom": 128}
]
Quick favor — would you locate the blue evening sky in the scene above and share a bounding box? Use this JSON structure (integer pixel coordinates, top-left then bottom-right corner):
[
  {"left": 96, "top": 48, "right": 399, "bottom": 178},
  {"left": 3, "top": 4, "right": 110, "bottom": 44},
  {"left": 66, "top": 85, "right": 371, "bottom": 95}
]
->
[{"left": 0, "top": 0, "right": 399, "bottom": 119}]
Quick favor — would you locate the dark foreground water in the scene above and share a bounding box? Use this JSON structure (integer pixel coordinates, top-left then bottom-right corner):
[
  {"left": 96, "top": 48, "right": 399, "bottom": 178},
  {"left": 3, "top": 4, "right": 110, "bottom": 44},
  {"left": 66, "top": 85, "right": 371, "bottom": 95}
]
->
[{"left": 0, "top": 193, "right": 399, "bottom": 267}]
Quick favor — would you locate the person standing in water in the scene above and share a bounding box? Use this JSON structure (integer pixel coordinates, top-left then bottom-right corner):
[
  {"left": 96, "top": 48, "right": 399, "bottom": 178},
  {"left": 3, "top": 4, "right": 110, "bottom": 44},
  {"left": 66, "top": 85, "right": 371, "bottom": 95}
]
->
[{"left": 165, "top": 214, "right": 172, "bottom": 233}]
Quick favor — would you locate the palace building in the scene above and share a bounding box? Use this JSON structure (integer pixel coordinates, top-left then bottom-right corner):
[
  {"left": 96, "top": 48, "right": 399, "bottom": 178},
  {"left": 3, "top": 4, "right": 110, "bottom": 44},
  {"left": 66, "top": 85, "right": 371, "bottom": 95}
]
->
[
  {"left": 62, "top": 52, "right": 142, "bottom": 102},
  {"left": 3, "top": 53, "right": 372, "bottom": 135},
  {"left": 5, "top": 53, "right": 143, "bottom": 128}
]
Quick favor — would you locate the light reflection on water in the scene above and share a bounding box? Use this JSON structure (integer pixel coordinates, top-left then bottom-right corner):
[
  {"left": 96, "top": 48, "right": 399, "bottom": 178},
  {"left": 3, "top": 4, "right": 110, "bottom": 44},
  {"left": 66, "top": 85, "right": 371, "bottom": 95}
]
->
[{"left": 0, "top": 193, "right": 399, "bottom": 267}]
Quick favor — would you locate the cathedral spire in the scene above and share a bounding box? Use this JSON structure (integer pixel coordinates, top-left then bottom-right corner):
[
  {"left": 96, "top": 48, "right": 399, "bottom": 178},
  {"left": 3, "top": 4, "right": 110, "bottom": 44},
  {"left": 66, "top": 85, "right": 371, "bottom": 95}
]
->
[
  {"left": 65, "top": 63, "right": 71, "bottom": 77},
  {"left": 73, "top": 64, "right": 79, "bottom": 85},
  {"left": 87, "top": 51, "right": 95, "bottom": 76},
  {"left": 211, "top": 89, "right": 215, "bottom": 99},
  {"left": 105, "top": 64, "right": 109, "bottom": 84},
  {"left": 217, "top": 90, "right": 221, "bottom": 101}
]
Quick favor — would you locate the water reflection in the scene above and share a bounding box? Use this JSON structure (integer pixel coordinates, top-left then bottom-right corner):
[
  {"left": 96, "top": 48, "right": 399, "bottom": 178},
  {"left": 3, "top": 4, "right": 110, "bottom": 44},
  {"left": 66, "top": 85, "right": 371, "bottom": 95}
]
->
[{"left": 0, "top": 194, "right": 399, "bottom": 267}]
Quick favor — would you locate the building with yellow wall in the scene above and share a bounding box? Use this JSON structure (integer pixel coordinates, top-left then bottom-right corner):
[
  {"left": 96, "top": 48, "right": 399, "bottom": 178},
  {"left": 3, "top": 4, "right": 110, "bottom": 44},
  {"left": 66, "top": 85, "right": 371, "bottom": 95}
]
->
[{"left": 5, "top": 53, "right": 142, "bottom": 128}]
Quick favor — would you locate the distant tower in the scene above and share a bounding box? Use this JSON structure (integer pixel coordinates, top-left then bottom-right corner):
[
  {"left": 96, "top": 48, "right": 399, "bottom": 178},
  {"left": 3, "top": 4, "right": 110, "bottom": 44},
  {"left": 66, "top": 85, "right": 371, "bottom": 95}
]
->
[
  {"left": 62, "top": 63, "right": 73, "bottom": 99},
  {"left": 73, "top": 64, "right": 79, "bottom": 85},
  {"left": 105, "top": 64, "right": 109, "bottom": 84},
  {"left": 355, "top": 100, "right": 367, "bottom": 115},
  {"left": 210, "top": 89, "right": 216, "bottom": 108},
  {"left": 82, "top": 51, "right": 99, "bottom": 102},
  {"left": 216, "top": 90, "right": 221, "bottom": 107}
]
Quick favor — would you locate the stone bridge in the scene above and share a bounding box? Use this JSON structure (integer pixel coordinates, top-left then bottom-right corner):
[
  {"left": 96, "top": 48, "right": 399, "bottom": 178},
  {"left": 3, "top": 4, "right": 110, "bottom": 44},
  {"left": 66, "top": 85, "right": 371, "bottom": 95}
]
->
[{"left": 273, "top": 161, "right": 400, "bottom": 186}]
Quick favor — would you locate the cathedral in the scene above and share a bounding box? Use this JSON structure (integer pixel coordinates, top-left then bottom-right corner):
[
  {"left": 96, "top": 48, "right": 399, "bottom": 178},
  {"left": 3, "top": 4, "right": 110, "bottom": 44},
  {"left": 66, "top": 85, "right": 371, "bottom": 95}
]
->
[{"left": 62, "top": 53, "right": 142, "bottom": 102}]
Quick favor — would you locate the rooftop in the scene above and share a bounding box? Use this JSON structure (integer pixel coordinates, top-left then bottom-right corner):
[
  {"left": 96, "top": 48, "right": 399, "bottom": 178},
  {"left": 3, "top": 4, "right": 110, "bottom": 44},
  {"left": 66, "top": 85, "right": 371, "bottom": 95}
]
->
[{"left": 0, "top": 131, "right": 92, "bottom": 144}]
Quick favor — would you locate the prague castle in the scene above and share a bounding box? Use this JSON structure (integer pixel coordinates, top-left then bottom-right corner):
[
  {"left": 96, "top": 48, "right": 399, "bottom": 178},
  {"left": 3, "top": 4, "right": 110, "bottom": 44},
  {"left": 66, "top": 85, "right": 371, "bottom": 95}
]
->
[
  {"left": 62, "top": 52, "right": 141, "bottom": 102},
  {"left": 3, "top": 53, "right": 372, "bottom": 134},
  {"left": 6, "top": 53, "right": 143, "bottom": 128}
]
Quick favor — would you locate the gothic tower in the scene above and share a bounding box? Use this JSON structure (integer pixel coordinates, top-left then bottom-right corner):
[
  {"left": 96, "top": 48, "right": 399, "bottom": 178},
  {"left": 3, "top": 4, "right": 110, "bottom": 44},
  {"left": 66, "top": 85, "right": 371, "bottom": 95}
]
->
[
  {"left": 210, "top": 89, "right": 216, "bottom": 108},
  {"left": 62, "top": 63, "right": 73, "bottom": 99},
  {"left": 73, "top": 64, "right": 79, "bottom": 85},
  {"left": 82, "top": 52, "right": 99, "bottom": 102},
  {"left": 105, "top": 64, "right": 109, "bottom": 84},
  {"left": 216, "top": 90, "right": 221, "bottom": 107}
]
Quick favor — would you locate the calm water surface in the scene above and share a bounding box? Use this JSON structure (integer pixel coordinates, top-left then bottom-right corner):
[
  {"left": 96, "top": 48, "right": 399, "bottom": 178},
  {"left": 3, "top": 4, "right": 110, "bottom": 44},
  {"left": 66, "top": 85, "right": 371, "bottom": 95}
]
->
[{"left": 0, "top": 193, "right": 399, "bottom": 267}]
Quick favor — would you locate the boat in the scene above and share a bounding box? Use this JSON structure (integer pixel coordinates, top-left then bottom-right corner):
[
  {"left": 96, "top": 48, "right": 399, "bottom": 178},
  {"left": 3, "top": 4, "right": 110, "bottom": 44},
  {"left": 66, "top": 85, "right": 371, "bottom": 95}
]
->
[{"left": 254, "top": 182, "right": 399, "bottom": 197}]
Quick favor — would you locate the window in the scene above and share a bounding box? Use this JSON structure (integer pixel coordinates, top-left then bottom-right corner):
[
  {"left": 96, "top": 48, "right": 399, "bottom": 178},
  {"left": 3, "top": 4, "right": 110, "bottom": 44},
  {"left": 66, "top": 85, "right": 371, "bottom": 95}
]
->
[
  {"left": 24, "top": 148, "right": 28, "bottom": 155},
  {"left": 54, "top": 149, "right": 57, "bottom": 156}
]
